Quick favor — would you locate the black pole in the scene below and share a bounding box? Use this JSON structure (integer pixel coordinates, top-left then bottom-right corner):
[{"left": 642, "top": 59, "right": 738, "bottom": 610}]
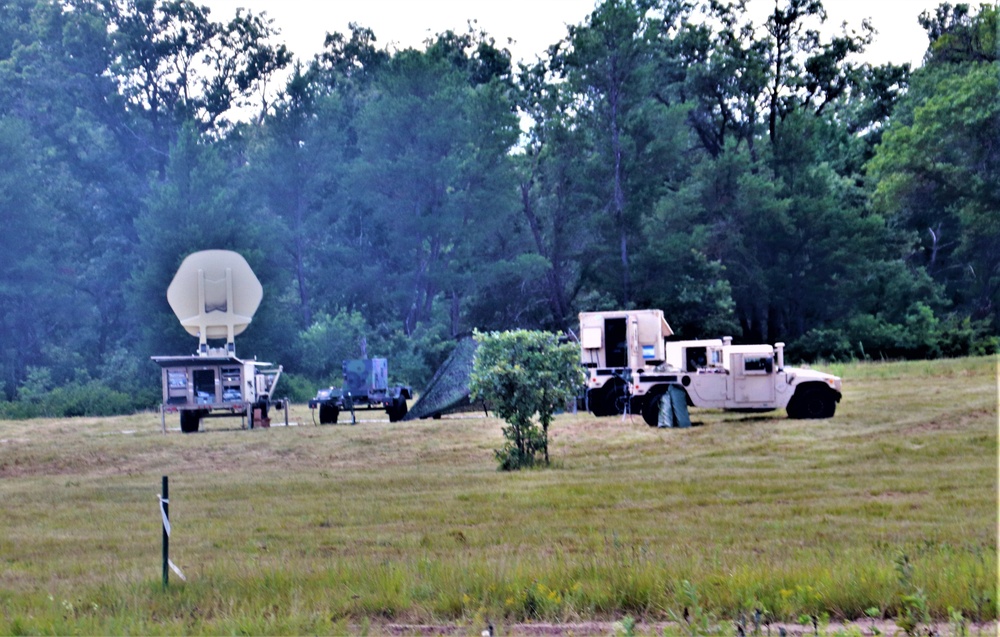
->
[{"left": 162, "top": 475, "right": 169, "bottom": 589}]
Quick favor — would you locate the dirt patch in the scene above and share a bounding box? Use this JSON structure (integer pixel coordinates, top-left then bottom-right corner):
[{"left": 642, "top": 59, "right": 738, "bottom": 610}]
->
[{"left": 900, "top": 408, "right": 996, "bottom": 436}]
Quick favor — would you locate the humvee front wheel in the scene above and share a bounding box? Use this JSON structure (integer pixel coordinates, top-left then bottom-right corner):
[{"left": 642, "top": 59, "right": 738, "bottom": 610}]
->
[{"left": 787, "top": 386, "right": 836, "bottom": 419}]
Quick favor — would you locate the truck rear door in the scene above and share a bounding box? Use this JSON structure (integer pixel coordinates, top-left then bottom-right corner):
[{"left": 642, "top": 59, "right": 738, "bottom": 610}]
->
[{"left": 604, "top": 317, "right": 628, "bottom": 368}]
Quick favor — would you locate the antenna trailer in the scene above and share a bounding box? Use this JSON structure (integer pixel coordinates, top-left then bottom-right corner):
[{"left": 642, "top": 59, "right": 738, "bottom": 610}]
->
[{"left": 151, "top": 250, "right": 283, "bottom": 433}]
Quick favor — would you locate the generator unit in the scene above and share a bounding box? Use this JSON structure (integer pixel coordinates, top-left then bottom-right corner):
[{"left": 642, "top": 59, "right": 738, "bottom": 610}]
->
[{"left": 309, "top": 358, "right": 411, "bottom": 424}]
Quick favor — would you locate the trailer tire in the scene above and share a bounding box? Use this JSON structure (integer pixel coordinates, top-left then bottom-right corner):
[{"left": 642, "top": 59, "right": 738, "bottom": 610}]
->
[
  {"left": 180, "top": 410, "right": 200, "bottom": 433},
  {"left": 787, "top": 385, "right": 837, "bottom": 419},
  {"left": 319, "top": 404, "right": 339, "bottom": 424},
  {"left": 388, "top": 397, "right": 408, "bottom": 422}
]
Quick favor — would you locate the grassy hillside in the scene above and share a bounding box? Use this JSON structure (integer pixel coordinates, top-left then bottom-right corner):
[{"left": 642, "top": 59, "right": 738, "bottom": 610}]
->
[{"left": 0, "top": 357, "right": 996, "bottom": 635}]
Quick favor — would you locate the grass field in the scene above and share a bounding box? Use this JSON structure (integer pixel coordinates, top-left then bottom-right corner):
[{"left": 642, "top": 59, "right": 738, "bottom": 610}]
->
[{"left": 0, "top": 356, "right": 996, "bottom": 635}]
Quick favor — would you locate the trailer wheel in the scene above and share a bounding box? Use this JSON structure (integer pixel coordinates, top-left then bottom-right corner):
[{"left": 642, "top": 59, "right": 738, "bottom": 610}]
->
[
  {"left": 388, "top": 397, "right": 408, "bottom": 422},
  {"left": 180, "top": 410, "right": 200, "bottom": 433},
  {"left": 319, "top": 404, "right": 339, "bottom": 424},
  {"left": 787, "top": 386, "right": 837, "bottom": 419}
]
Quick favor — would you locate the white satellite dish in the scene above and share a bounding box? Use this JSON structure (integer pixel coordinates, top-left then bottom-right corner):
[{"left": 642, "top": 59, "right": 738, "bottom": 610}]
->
[{"left": 166, "top": 250, "right": 263, "bottom": 354}]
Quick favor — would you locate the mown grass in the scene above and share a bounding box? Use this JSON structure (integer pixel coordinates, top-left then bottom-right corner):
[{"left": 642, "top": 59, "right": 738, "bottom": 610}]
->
[{"left": 0, "top": 356, "right": 996, "bottom": 634}]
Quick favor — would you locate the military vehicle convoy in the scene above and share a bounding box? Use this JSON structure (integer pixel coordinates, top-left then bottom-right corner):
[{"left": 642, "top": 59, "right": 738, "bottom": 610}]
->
[
  {"left": 308, "top": 358, "right": 412, "bottom": 424},
  {"left": 151, "top": 250, "right": 283, "bottom": 433},
  {"left": 579, "top": 310, "right": 842, "bottom": 425}
]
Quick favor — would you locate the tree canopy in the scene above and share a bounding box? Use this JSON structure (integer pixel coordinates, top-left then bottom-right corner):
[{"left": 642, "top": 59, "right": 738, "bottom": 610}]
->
[{"left": 0, "top": 0, "right": 995, "bottom": 413}]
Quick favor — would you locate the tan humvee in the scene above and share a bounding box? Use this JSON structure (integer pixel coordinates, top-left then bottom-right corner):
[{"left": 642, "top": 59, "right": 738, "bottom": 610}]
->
[{"left": 579, "top": 310, "right": 842, "bottom": 425}]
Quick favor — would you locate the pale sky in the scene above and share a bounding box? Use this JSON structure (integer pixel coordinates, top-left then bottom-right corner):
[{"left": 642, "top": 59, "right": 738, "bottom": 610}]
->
[{"left": 201, "top": 0, "right": 942, "bottom": 69}]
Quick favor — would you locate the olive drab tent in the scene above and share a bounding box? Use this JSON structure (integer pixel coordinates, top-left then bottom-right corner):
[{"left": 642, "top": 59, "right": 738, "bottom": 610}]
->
[
  {"left": 657, "top": 384, "right": 691, "bottom": 428},
  {"left": 405, "top": 337, "right": 481, "bottom": 420}
]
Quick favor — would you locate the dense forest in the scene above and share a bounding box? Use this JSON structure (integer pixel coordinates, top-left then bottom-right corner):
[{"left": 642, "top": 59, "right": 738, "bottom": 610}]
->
[{"left": 0, "top": 0, "right": 997, "bottom": 415}]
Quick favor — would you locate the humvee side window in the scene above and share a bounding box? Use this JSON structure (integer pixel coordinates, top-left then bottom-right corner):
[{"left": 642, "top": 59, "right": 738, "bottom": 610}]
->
[
  {"left": 686, "top": 347, "right": 707, "bottom": 371},
  {"left": 744, "top": 356, "right": 774, "bottom": 374}
]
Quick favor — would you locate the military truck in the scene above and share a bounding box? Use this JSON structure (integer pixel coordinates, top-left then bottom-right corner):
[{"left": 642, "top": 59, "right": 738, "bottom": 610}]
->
[
  {"left": 579, "top": 310, "right": 842, "bottom": 425},
  {"left": 151, "top": 250, "right": 283, "bottom": 433},
  {"left": 309, "top": 358, "right": 412, "bottom": 424}
]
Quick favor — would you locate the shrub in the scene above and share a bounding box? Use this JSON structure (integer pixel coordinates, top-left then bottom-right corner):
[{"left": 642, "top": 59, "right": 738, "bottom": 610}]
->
[
  {"left": 274, "top": 373, "right": 317, "bottom": 403},
  {"left": 469, "top": 330, "right": 584, "bottom": 470},
  {"left": 294, "top": 309, "right": 450, "bottom": 390},
  {"left": 0, "top": 367, "right": 155, "bottom": 419},
  {"left": 788, "top": 328, "right": 854, "bottom": 362}
]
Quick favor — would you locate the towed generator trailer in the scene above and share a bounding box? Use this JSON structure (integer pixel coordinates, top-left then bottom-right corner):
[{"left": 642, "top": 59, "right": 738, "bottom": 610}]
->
[{"left": 309, "top": 358, "right": 412, "bottom": 424}]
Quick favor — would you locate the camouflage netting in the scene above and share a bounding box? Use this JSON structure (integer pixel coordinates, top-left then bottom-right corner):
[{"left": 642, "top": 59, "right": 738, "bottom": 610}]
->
[{"left": 405, "top": 337, "right": 483, "bottom": 420}]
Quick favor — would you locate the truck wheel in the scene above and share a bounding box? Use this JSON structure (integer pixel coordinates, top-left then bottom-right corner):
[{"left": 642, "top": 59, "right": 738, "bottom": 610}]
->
[
  {"left": 589, "top": 379, "right": 627, "bottom": 417},
  {"left": 607, "top": 382, "right": 631, "bottom": 416},
  {"left": 319, "top": 404, "right": 339, "bottom": 424},
  {"left": 787, "top": 386, "right": 836, "bottom": 419},
  {"left": 180, "top": 410, "right": 200, "bottom": 433},
  {"left": 585, "top": 389, "right": 606, "bottom": 416}
]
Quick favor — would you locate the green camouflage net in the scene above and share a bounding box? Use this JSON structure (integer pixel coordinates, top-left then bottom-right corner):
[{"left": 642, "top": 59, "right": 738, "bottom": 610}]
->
[{"left": 405, "top": 337, "right": 481, "bottom": 420}]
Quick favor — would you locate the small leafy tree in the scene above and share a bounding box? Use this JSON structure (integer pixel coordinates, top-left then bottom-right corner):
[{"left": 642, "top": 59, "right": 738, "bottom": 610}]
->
[{"left": 469, "top": 330, "right": 584, "bottom": 470}]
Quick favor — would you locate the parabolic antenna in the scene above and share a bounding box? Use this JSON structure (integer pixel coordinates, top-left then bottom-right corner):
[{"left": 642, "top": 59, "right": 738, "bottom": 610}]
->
[{"left": 166, "top": 250, "right": 262, "bottom": 353}]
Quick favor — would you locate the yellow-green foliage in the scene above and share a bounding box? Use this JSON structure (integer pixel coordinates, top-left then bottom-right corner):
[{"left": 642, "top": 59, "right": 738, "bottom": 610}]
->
[{"left": 0, "top": 356, "right": 996, "bottom": 634}]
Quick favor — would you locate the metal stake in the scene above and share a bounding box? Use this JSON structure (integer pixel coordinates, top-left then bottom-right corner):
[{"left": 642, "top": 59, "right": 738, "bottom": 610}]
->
[{"left": 161, "top": 476, "right": 169, "bottom": 589}]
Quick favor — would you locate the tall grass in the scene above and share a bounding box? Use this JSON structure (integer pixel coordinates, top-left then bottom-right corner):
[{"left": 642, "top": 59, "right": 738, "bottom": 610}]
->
[{"left": 0, "top": 356, "right": 996, "bottom": 634}]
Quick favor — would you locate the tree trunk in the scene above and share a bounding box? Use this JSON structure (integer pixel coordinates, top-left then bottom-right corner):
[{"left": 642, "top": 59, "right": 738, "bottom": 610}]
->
[
  {"left": 542, "top": 420, "right": 550, "bottom": 466},
  {"left": 449, "top": 291, "right": 461, "bottom": 338},
  {"left": 520, "top": 180, "right": 568, "bottom": 326},
  {"left": 405, "top": 257, "right": 429, "bottom": 336},
  {"left": 294, "top": 237, "right": 311, "bottom": 328},
  {"left": 610, "top": 78, "right": 629, "bottom": 305},
  {"left": 293, "top": 179, "right": 312, "bottom": 327},
  {"left": 928, "top": 223, "right": 942, "bottom": 272}
]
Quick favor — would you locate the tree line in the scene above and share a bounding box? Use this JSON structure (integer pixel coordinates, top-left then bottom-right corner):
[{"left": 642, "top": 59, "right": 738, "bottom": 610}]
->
[{"left": 0, "top": 0, "right": 996, "bottom": 415}]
